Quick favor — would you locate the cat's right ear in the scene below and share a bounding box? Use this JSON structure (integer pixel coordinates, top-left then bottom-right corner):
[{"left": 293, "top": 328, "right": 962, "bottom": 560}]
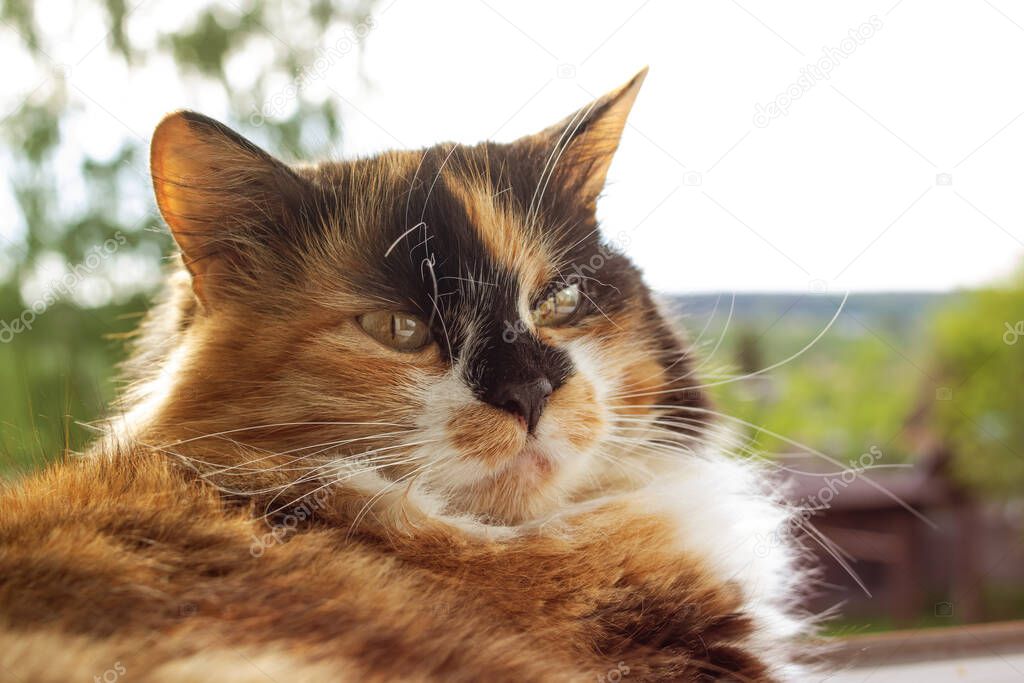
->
[
  {"left": 150, "top": 111, "right": 311, "bottom": 306},
  {"left": 525, "top": 68, "right": 647, "bottom": 207}
]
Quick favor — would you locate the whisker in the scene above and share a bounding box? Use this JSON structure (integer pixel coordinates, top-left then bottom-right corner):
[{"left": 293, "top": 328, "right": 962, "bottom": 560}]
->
[
  {"left": 202, "top": 430, "right": 416, "bottom": 476},
  {"left": 795, "top": 516, "right": 872, "bottom": 597},
  {"left": 159, "top": 422, "right": 411, "bottom": 448},
  {"left": 675, "top": 406, "right": 937, "bottom": 529},
  {"left": 610, "top": 292, "right": 849, "bottom": 400},
  {"left": 346, "top": 458, "right": 440, "bottom": 539},
  {"left": 260, "top": 440, "right": 441, "bottom": 518}
]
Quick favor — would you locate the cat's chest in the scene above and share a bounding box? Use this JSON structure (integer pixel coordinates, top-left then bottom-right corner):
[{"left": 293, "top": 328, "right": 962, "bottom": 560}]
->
[{"left": 369, "top": 502, "right": 776, "bottom": 681}]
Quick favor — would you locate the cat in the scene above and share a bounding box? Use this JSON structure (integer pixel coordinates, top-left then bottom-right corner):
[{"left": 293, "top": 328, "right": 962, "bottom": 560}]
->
[{"left": 0, "top": 69, "right": 817, "bottom": 681}]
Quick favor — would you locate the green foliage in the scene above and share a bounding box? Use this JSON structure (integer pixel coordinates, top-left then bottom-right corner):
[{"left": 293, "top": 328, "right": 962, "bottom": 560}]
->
[
  {"left": 0, "top": 287, "right": 146, "bottom": 475},
  {"left": 929, "top": 274, "right": 1024, "bottom": 495},
  {"left": 0, "top": 0, "right": 375, "bottom": 472},
  {"left": 1, "top": 0, "right": 373, "bottom": 281},
  {"left": 713, "top": 315, "right": 920, "bottom": 465},
  {"left": 694, "top": 284, "right": 1024, "bottom": 497},
  {"left": 675, "top": 291, "right": 950, "bottom": 470}
]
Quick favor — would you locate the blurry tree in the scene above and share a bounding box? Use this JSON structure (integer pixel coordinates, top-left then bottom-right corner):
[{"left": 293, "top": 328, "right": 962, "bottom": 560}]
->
[
  {"left": 735, "top": 327, "right": 764, "bottom": 376},
  {"left": 928, "top": 268, "right": 1024, "bottom": 495},
  {"left": 0, "top": 0, "right": 376, "bottom": 472},
  {"left": 1, "top": 0, "right": 375, "bottom": 284},
  {"left": 717, "top": 329, "right": 919, "bottom": 464}
]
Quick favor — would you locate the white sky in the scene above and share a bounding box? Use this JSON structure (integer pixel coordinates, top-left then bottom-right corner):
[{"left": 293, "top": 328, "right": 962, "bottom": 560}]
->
[{"left": 3, "top": 0, "right": 1024, "bottom": 294}]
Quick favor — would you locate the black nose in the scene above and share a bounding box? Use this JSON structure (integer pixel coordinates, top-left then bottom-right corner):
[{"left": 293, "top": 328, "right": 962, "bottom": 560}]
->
[{"left": 483, "top": 377, "right": 554, "bottom": 433}]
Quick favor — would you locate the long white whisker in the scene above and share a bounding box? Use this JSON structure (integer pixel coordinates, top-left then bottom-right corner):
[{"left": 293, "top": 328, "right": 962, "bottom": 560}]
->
[
  {"left": 260, "top": 440, "right": 441, "bottom": 518},
  {"left": 159, "top": 422, "right": 411, "bottom": 448},
  {"left": 676, "top": 406, "right": 936, "bottom": 529},
  {"left": 204, "top": 430, "right": 416, "bottom": 476},
  {"left": 611, "top": 292, "right": 849, "bottom": 400}
]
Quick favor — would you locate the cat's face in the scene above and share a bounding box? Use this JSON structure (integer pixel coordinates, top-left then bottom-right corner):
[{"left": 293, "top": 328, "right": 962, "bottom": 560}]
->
[{"left": 144, "top": 69, "right": 707, "bottom": 524}]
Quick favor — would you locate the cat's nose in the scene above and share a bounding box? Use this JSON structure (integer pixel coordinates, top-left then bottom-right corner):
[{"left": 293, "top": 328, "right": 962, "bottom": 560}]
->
[{"left": 483, "top": 377, "right": 554, "bottom": 434}]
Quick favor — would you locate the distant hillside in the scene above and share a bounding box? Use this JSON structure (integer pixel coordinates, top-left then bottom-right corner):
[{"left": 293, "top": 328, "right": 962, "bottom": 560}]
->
[{"left": 666, "top": 292, "right": 961, "bottom": 338}]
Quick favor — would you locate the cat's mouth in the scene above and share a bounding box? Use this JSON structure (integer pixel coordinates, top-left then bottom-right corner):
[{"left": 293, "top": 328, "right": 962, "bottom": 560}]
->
[
  {"left": 509, "top": 439, "right": 555, "bottom": 478},
  {"left": 445, "top": 438, "right": 559, "bottom": 523},
  {"left": 433, "top": 372, "right": 607, "bottom": 522}
]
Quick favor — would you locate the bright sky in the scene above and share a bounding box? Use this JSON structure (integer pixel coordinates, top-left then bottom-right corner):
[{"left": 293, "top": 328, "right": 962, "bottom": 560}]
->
[{"left": 4, "top": 0, "right": 1024, "bottom": 294}]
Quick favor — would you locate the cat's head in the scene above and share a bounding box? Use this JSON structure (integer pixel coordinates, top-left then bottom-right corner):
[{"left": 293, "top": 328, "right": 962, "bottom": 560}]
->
[{"left": 134, "top": 69, "right": 708, "bottom": 524}]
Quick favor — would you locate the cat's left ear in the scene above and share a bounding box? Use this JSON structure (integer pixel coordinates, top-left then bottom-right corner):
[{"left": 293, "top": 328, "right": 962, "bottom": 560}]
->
[{"left": 528, "top": 67, "right": 647, "bottom": 204}]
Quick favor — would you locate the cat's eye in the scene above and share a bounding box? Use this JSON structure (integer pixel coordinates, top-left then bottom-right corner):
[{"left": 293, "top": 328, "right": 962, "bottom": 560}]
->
[
  {"left": 357, "top": 311, "right": 432, "bottom": 352},
  {"left": 531, "top": 283, "right": 582, "bottom": 327}
]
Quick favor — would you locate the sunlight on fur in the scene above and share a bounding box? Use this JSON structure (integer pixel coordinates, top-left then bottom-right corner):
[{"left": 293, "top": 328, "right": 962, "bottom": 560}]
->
[{"left": 0, "top": 69, "right": 863, "bottom": 681}]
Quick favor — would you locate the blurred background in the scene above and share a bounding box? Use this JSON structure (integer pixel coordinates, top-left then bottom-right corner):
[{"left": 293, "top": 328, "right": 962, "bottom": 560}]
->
[{"left": 1, "top": 0, "right": 1022, "bottom": 652}]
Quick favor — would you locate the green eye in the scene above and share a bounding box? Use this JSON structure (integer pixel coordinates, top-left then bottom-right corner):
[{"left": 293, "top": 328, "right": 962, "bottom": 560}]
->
[
  {"left": 531, "top": 284, "right": 582, "bottom": 327},
  {"left": 358, "top": 311, "right": 432, "bottom": 352}
]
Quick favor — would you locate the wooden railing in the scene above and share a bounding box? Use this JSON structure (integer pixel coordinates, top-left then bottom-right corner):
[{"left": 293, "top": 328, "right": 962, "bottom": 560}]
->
[{"left": 818, "top": 620, "right": 1024, "bottom": 669}]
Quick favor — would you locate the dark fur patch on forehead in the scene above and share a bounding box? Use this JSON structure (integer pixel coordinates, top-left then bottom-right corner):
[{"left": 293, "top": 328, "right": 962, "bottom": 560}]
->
[
  {"left": 298, "top": 147, "right": 520, "bottom": 355},
  {"left": 299, "top": 141, "right": 638, "bottom": 308},
  {"left": 295, "top": 141, "right": 644, "bottom": 342}
]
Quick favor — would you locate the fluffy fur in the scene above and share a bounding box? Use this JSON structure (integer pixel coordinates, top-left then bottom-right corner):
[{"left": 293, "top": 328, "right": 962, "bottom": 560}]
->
[{"left": 0, "top": 70, "right": 817, "bottom": 681}]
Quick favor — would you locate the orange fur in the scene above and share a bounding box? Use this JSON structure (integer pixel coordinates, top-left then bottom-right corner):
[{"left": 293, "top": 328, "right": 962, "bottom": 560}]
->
[{"left": 0, "top": 451, "right": 778, "bottom": 681}]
